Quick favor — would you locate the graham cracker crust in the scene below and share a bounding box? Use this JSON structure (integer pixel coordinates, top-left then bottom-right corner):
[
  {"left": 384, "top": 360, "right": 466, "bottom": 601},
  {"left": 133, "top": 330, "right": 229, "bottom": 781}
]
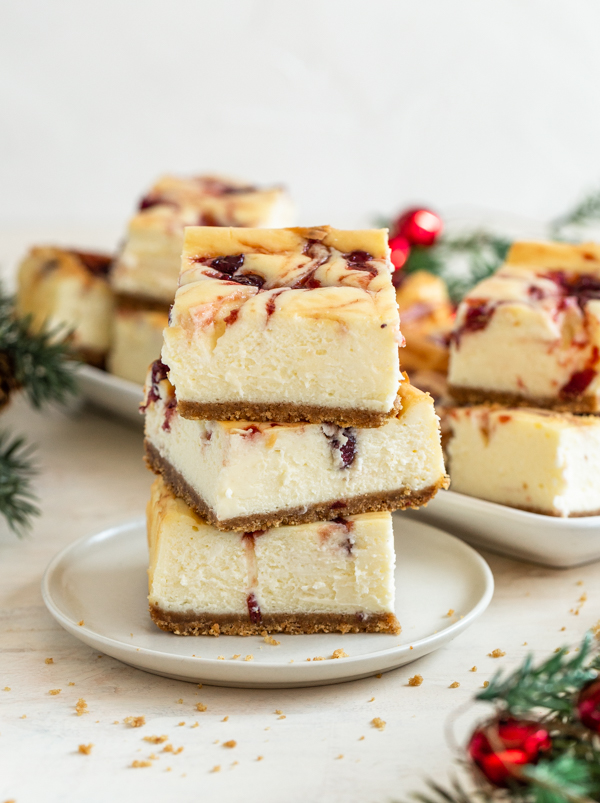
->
[
  {"left": 115, "top": 292, "right": 171, "bottom": 314},
  {"left": 177, "top": 393, "right": 403, "bottom": 428},
  {"left": 150, "top": 605, "right": 401, "bottom": 636},
  {"left": 145, "top": 440, "right": 449, "bottom": 531},
  {"left": 448, "top": 384, "right": 600, "bottom": 414}
]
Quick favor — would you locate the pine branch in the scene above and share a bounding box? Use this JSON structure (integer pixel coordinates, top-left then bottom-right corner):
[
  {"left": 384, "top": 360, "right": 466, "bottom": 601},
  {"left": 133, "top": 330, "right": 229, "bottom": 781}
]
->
[
  {"left": 551, "top": 189, "right": 600, "bottom": 239},
  {"left": 0, "top": 430, "right": 39, "bottom": 536},
  {"left": 524, "top": 754, "right": 599, "bottom": 803},
  {"left": 0, "top": 287, "right": 78, "bottom": 409},
  {"left": 476, "top": 637, "right": 598, "bottom": 716}
]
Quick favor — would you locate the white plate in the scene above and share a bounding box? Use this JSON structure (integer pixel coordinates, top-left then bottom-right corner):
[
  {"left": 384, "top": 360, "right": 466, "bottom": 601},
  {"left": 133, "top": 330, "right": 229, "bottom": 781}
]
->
[
  {"left": 410, "top": 490, "right": 600, "bottom": 569},
  {"left": 42, "top": 515, "right": 493, "bottom": 689},
  {"left": 77, "top": 364, "right": 143, "bottom": 424}
]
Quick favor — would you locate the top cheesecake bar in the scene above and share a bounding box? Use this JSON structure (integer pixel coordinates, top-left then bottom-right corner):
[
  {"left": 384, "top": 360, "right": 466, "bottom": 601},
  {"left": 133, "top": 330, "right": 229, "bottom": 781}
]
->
[
  {"left": 111, "top": 175, "right": 294, "bottom": 305},
  {"left": 448, "top": 241, "right": 600, "bottom": 412},
  {"left": 161, "top": 226, "right": 404, "bottom": 427}
]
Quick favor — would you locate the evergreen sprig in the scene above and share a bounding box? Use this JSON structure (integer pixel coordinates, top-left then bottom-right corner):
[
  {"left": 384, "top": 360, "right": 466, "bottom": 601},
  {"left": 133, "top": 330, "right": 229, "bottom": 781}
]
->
[
  {"left": 550, "top": 189, "right": 600, "bottom": 240},
  {"left": 0, "top": 430, "right": 39, "bottom": 537},
  {"left": 477, "top": 637, "right": 598, "bottom": 716}
]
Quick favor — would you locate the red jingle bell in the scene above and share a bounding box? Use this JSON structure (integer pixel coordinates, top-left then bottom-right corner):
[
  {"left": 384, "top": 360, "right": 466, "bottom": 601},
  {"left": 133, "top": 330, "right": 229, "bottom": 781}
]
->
[
  {"left": 577, "top": 677, "right": 600, "bottom": 732},
  {"left": 389, "top": 235, "right": 410, "bottom": 271},
  {"left": 467, "top": 718, "right": 552, "bottom": 787},
  {"left": 394, "top": 207, "right": 443, "bottom": 247}
]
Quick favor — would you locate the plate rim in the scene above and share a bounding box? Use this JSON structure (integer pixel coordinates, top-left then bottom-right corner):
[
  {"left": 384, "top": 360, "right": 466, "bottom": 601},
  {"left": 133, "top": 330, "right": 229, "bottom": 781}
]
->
[{"left": 42, "top": 515, "right": 494, "bottom": 678}]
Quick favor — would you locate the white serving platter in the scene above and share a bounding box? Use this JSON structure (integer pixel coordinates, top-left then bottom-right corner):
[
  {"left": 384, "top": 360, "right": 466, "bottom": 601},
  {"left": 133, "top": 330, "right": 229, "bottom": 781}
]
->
[
  {"left": 77, "top": 364, "right": 143, "bottom": 424},
  {"left": 409, "top": 489, "right": 600, "bottom": 569},
  {"left": 42, "top": 515, "right": 493, "bottom": 689}
]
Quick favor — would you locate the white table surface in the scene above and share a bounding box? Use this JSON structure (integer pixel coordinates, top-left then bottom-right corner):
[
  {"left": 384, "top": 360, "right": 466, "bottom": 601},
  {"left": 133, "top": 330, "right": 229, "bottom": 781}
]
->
[{"left": 1, "top": 395, "right": 599, "bottom": 803}]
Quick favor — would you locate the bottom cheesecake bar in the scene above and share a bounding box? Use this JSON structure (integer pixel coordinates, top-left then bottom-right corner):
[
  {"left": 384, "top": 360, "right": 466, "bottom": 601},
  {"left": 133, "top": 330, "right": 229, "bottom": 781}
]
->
[
  {"left": 447, "top": 405, "right": 600, "bottom": 516},
  {"left": 147, "top": 476, "right": 400, "bottom": 636}
]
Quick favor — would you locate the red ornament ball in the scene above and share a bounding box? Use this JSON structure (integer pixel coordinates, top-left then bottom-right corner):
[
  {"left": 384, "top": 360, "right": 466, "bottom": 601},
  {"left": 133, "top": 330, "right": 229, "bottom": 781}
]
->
[
  {"left": 394, "top": 207, "right": 443, "bottom": 247},
  {"left": 468, "top": 718, "right": 552, "bottom": 787},
  {"left": 577, "top": 677, "right": 600, "bottom": 732},
  {"left": 389, "top": 235, "right": 411, "bottom": 271}
]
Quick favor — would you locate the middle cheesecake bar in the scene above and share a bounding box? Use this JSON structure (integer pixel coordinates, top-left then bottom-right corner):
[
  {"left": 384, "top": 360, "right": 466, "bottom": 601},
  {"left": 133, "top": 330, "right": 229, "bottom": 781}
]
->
[
  {"left": 161, "top": 225, "right": 403, "bottom": 427},
  {"left": 144, "top": 362, "right": 448, "bottom": 531}
]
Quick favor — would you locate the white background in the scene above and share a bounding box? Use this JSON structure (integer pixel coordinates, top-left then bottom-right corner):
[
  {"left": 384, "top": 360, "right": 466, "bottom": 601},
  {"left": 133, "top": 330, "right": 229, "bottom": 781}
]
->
[{"left": 3, "top": 0, "right": 600, "bottom": 242}]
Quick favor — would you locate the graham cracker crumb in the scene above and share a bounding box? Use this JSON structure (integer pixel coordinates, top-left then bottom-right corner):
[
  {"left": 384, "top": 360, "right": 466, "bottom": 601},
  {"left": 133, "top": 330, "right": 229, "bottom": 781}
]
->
[
  {"left": 197, "top": 683, "right": 203, "bottom": 688},
  {"left": 232, "top": 654, "right": 241, "bottom": 660},
  {"left": 470, "top": 666, "right": 477, "bottom": 672},
  {"left": 483, "top": 681, "right": 489, "bottom": 688},
  {"left": 75, "top": 698, "right": 88, "bottom": 716},
  {"left": 78, "top": 620, "right": 84, "bottom": 626},
  {"left": 21, "top": 714, "right": 26, "bottom": 719},
  {"left": 163, "top": 744, "right": 173, "bottom": 753},
  {"left": 78, "top": 743, "right": 93, "bottom": 755},
  {"left": 222, "top": 716, "right": 229, "bottom": 722},
  {"left": 209, "top": 623, "right": 220, "bottom": 637},
  {"left": 446, "top": 609, "right": 454, "bottom": 617},
  {"left": 371, "top": 717, "right": 386, "bottom": 731},
  {"left": 336, "top": 754, "right": 344, "bottom": 759},
  {"left": 359, "top": 736, "right": 365, "bottom": 741},
  {"left": 523, "top": 642, "right": 528, "bottom": 646},
  {"left": 577, "top": 580, "right": 584, "bottom": 585},
  {"left": 148, "top": 753, "right": 158, "bottom": 760},
  {"left": 68, "top": 682, "right": 75, "bottom": 686},
  {"left": 449, "top": 682, "right": 460, "bottom": 689},
  {"left": 244, "top": 655, "right": 253, "bottom": 661},
  {"left": 191, "top": 722, "right": 199, "bottom": 728},
  {"left": 278, "top": 715, "right": 286, "bottom": 720},
  {"left": 275, "top": 709, "right": 283, "bottom": 715},
  {"left": 223, "top": 740, "right": 236, "bottom": 748},
  {"left": 176, "top": 698, "right": 183, "bottom": 704},
  {"left": 262, "top": 633, "right": 280, "bottom": 646},
  {"left": 331, "top": 649, "right": 348, "bottom": 659},
  {"left": 124, "top": 716, "right": 145, "bottom": 728},
  {"left": 375, "top": 673, "right": 382, "bottom": 678},
  {"left": 3, "top": 687, "right": 10, "bottom": 691},
  {"left": 592, "top": 620, "right": 600, "bottom": 640},
  {"left": 312, "top": 656, "right": 324, "bottom": 661},
  {"left": 131, "top": 760, "right": 152, "bottom": 768},
  {"left": 488, "top": 649, "right": 506, "bottom": 658},
  {"left": 408, "top": 674, "right": 423, "bottom": 687},
  {"left": 196, "top": 703, "right": 207, "bottom": 712},
  {"left": 211, "top": 765, "right": 221, "bottom": 773},
  {"left": 166, "top": 767, "right": 172, "bottom": 772},
  {"left": 143, "top": 735, "right": 168, "bottom": 744},
  {"left": 217, "top": 656, "right": 224, "bottom": 660},
  {"left": 560, "top": 626, "right": 566, "bottom": 631},
  {"left": 49, "top": 689, "right": 61, "bottom": 695},
  {"left": 178, "top": 721, "right": 185, "bottom": 726},
  {"left": 368, "top": 697, "right": 375, "bottom": 702},
  {"left": 113, "top": 720, "right": 119, "bottom": 725},
  {"left": 257, "top": 755, "right": 264, "bottom": 761},
  {"left": 45, "top": 658, "right": 54, "bottom": 665}
]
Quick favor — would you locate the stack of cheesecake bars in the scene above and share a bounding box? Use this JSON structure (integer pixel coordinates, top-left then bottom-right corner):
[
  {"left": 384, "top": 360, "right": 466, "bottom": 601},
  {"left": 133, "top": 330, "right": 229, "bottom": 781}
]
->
[{"left": 142, "top": 225, "right": 448, "bottom": 637}]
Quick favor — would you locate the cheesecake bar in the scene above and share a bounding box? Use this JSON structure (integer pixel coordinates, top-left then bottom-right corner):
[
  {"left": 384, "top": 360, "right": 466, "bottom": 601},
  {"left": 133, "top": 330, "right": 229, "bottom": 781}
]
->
[
  {"left": 147, "top": 476, "right": 400, "bottom": 635},
  {"left": 111, "top": 175, "right": 294, "bottom": 305},
  {"left": 447, "top": 405, "right": 600, "bottom": 516},
  {"left": 161, "top": 226, "right": 403, "bottom": 426},
  {"left": 17, "top": 246, "right": 114, "bottom": 367},
  {"left": 107, "top": 302, "right": 169, "bottom": 385},
  {"left": 396, "top": 271, "right": 454, "bottom": 373},
  {"left": 143, "top": 361, "right": 448, "bottom": 530},
  {"left": 448, "top": 241, "right": 600, "bottom": 412}
]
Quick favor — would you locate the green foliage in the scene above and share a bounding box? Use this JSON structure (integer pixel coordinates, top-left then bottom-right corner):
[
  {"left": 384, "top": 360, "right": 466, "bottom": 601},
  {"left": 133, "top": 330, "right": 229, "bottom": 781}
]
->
[
  {"left": 0, "top": 430, "right": 39, "bottom": 536},
  {"left": 477, "top": 637, "right": 598, "bottom": 716},
  {"left": 551, "top": 189, "right": 600, "bottom": 240}
]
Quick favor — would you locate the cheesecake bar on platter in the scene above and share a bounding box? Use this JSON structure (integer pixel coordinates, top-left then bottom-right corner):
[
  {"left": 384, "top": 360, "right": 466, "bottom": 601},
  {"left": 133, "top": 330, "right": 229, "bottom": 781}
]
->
[
  {"left": 147, "top": 476, "right": 400, "bottom": 636},
  {"left": 17, "top": 246, "right": 115, "bottom": 368},
  {"left": 143, "top": 362, "right": 448, "bottom": 530},
  {"left": 448, "top": 241, "right": 600, "bottom": 412},
  {"left": 447, "top": 405, "right": 600, "bottom": 517},
  {"left": 395, "top": 270, "right": 454, "bottom": 373},
  {"left": 107, "top": 302, "right": 168, "bottom": 386},
  {"left": 161, "top": 226, "right": 403, "bottom": 426},
  {"left": 111, "top": 174, "right": 295, "bottom": 306}
]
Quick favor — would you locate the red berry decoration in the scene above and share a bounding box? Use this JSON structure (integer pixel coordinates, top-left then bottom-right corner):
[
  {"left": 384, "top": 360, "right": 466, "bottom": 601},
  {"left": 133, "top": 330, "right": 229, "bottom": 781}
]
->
[
  {"left": 468, "top": 718, "right": 552, "bottom": 787},
  {"left": 394, "top": 207, "right": 443, "bottom": 247},
  {"left": 577, "top": 677, "right": 600, "bottom": 732},
  {"left": 389, "top": 235, "right": 411, "bottom": 271}
]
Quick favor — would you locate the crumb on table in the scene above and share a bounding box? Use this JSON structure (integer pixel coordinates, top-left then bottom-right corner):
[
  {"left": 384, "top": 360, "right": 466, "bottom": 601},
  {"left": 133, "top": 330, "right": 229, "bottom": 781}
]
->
[
  {"left": 408, "top": 674, "right": 423, "bottom": 687},
  {"left": 449, "top": 681, "right": 460, "bottom": 689},
  {"left": 470, "top": 666, "right": 477, "bottom": 672},
  {"left": 211, "top": 765, "right": 221, "bottom": 773},
  {"left": 371, "top": 717, "right": 386, "bottom": 731},
  {"left": 244, "top": 655, "right": 253, "bottom": 662},
  {"left": 196, "top": 703, "right": 207, "bottom": 712},
  {"left": 78, "top": 743, "right": 93, "bottom": 755},
  {"left": 45, "top": 658, "right": 54, "bottom": 665},
  {"left": 78, "top": 620, "right": 84, "bottom": 627},
  {"left": 124, "top": 716, "right": 145, "bottom": 728},
  {"left": 75, "top": 699, "right": 88, "bottom": 716},
  {"left": 49, "top": 689, "right": 61, "bottom": 695},
  {"left": 143, "top": 735, "right": 168, "bottom": 744},
  {"left": 487, "top": 649, "right": 506, "bottom": 658},
  {"left": 131, "top": 760, "right": 152, "bottom": 768},
  {"left": 446, "top": 609, "right": 454, "bottom": 617},
  {"left": 331, "top": 649, "right": 348, "bottom": 659},
  {"left": 223, "top": 740, "right": 237, "bottom": 748}
]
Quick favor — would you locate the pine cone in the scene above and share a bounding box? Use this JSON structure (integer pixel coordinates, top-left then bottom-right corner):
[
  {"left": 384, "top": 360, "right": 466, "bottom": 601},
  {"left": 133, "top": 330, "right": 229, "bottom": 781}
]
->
[{"left": 0, "top": 351, "right": 17, "bottom": 411}]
